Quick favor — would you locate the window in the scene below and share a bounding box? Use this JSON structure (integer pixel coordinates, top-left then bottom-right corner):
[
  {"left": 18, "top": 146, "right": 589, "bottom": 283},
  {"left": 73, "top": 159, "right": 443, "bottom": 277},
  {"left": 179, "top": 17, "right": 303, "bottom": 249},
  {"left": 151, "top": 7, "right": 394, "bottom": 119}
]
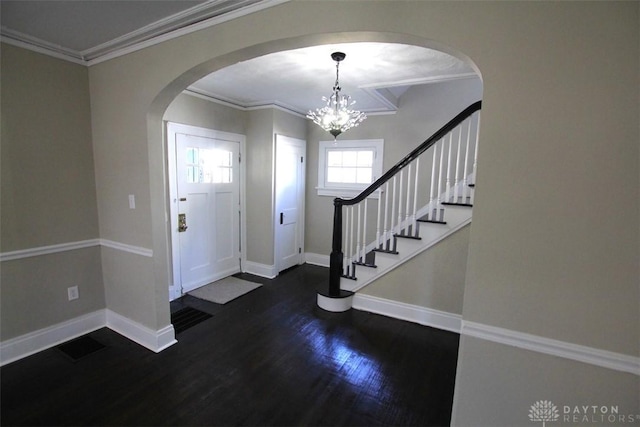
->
[
  {"left": 186, "top": 147, "right": 233, "bottom": 184},
  {"left": 317, "top": 139, "right": 384, "bottom": 197}
]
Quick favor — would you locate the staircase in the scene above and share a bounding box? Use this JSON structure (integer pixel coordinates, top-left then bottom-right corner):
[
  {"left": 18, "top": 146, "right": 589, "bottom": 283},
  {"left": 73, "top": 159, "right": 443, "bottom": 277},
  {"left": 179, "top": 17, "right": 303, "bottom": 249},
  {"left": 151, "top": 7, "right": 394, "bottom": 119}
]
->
[{"left": 318, "top": 101, "right": 482, "bottom": 312}]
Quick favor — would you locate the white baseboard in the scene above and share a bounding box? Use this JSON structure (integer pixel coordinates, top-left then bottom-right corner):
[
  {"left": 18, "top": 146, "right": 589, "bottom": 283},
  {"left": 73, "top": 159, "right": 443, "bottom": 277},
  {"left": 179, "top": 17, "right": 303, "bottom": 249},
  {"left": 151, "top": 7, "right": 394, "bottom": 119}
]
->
[
  {"left": 352, "top": 295, "right": 640, "bottom": 375},
  {"left": 304, "top": 252, "right": 329, "bottom": 268},
  {"left": 0, "top": 310, "right": 106, "bottom": 366},
  {"left": 105, "top": 310, "right": 177, "bottom": 353},
  {"left": 352, "top": 293, "right": 462, "bottom": 333},
  {"left": 244, "top": 261, "right": 277, "bottom": 279},
  {"left": 462, "top": 321, "right": 640, "bottom": 376},
  {"left": 1, "top": 309, "right": 177, "bottom": 366}
]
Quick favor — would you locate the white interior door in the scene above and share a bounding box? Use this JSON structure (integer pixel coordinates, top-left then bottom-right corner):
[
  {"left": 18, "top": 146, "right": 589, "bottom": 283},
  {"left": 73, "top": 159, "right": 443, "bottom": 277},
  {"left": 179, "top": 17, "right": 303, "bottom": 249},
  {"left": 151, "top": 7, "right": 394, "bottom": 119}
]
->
[
  {"left": 168, "top": 123, "right": 242, "bottom": 298},
  {"left": 275, "top": 135, "right": 306, "bottom": 273}
]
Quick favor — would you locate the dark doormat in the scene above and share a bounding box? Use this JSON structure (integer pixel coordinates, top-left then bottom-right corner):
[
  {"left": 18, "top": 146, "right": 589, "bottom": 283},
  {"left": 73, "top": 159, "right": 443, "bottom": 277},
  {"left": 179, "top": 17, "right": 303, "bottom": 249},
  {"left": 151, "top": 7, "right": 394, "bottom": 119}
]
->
[
  {"left": 57, "top": 335, "right": 106, "bottom": 362},
  {"left": 172, "top": 306, "right": 213, "bottom": 334}
]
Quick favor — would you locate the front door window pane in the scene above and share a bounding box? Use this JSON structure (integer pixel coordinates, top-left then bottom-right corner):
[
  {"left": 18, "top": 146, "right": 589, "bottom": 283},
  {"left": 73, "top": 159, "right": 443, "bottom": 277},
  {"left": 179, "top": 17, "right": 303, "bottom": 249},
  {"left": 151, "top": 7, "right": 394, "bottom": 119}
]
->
[{"left": 186, "top": 148, "right": 233, "bottom": 184}]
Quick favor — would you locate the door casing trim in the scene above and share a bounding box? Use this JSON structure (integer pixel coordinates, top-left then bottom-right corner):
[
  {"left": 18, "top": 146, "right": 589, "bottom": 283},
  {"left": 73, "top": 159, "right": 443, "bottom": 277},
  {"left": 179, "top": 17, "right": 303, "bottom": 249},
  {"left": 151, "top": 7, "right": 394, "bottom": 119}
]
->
[{"left": 166, "top": 122, "right": 246, "bottom": 301}]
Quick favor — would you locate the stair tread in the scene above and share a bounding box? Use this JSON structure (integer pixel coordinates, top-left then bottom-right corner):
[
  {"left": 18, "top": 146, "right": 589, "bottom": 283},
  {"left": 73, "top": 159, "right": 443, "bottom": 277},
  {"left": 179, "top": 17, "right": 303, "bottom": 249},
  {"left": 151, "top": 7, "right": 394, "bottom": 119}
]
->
[
  {"left": 373, "top": 248, "right": 399, "bottom": 255},
  {"left": 442, "top": 201, "right": 473, "bottom": 207},
  {"left": 394, "top": 233, "right": 421, "bottom": 240},
  {"left": 353, "top": 261, "right": 377, "bottom": 268},
  {"left": 417, "top": 218, "right": 447, "bottom": 224}
]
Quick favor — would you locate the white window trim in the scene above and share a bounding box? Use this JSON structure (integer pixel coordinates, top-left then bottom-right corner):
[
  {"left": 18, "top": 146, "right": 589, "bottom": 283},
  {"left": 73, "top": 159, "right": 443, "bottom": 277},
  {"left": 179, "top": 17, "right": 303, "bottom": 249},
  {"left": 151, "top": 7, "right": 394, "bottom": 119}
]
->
[{"left": 317, "top": 139, "right": 384, "bottom": 198}]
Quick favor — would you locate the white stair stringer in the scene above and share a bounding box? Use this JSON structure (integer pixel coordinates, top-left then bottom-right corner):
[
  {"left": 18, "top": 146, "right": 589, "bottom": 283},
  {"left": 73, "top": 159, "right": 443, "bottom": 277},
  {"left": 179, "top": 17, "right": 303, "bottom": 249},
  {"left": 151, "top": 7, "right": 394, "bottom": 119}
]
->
[{"left": 340, "top": 205, "right": 472, "bottom": 293}]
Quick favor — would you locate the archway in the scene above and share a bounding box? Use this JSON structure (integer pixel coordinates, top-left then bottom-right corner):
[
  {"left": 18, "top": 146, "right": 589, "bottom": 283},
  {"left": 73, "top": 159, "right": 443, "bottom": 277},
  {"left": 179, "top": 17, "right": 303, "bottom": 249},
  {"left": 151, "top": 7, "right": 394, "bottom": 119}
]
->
[{"left": 145, "top": 31, "right": 483, "bottom": 334}]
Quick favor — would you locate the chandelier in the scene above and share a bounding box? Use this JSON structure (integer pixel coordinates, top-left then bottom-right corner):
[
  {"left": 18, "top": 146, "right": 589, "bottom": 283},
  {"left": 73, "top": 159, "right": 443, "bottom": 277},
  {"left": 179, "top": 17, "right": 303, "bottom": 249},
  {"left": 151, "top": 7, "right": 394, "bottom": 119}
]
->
[{"left": 307, "top": 52, "right": 367, "bottom": 139}]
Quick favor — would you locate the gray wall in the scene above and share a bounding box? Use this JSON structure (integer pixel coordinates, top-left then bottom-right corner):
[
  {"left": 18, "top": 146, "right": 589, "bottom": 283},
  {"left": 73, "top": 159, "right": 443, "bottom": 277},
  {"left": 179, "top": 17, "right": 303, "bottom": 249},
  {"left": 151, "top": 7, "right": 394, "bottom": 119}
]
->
[
  {"left": 453, "top": 336, "right": 640, "bottom": 427},
  {"left": 245, "top": 109, "right": 277, "bottom": 266},
  {"left": 163, "top": 93, "right": 247, "bottom": 135},
  {"left": 0, "top": 44, "right": 104, "bottom": 340}
]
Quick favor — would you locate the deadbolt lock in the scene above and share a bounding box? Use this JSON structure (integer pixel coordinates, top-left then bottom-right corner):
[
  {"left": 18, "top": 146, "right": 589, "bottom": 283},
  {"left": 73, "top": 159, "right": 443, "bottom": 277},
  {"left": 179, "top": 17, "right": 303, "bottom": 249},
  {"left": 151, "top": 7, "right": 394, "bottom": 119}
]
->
[{"left": 178, "top": 213, "right": 188, "bottom": 232}]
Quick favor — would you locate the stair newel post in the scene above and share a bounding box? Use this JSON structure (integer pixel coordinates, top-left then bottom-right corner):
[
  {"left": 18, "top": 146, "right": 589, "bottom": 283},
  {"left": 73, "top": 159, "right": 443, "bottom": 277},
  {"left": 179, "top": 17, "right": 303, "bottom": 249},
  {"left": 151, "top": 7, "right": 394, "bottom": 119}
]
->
[{"left": 329, "top": 199, "right": 344, "bottom": 297}]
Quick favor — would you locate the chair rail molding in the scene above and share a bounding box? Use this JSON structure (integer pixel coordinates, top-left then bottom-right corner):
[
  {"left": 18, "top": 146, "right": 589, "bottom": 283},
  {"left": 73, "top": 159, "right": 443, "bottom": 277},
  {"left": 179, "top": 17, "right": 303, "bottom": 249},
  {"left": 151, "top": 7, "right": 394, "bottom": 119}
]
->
[{"left": 0, "top": 239, "right": 153, "bottom": 262}]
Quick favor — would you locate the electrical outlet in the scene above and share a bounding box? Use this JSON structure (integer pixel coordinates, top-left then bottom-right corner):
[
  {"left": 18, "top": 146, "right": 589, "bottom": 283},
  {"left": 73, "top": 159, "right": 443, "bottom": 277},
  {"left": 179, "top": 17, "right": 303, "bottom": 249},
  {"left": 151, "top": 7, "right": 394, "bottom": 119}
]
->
[{"left": 67, "top": 286, "right": 79, "bottom": 301}]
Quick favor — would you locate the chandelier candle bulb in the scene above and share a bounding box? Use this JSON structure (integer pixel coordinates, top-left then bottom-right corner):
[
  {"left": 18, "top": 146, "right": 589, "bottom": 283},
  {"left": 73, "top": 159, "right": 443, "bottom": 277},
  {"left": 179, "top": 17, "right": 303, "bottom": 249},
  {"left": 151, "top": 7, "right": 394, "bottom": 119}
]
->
[{"left": 307, "top": 52, "right": 367, "bottom": 139}]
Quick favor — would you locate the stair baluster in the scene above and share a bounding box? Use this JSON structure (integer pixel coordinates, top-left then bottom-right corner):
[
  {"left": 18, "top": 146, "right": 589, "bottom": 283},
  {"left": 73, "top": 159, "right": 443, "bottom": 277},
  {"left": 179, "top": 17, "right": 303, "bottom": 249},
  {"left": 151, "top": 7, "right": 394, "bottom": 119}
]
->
[
  {"left": 445, "top": 133, "right": 453, "bottom": 203},
  {"left": 429, "top": 141, "right": 438, "bottom": 220},
  {"left": 437, "top": 138, "right": 446, "bottom": 221},
  {"left": 454, "top": 125, "right": 462, "bottom": 204},
  {"left": 471, "top": 111, "right": 481, "bottom": 205},
  {"left": 462, "top": 117, "right": 472, "bottom": 204},
  {"left": 411, "top": 157, "right": 420, "bottom": 237},
  {"left": 383, "top": 181, "right": 390, "bottom": 251},
  {"left": 397, "top": 170, "right": 404, "bottom": 235},
  {"left": 404, "top": 164, "right": 412, "bottom": 235}
]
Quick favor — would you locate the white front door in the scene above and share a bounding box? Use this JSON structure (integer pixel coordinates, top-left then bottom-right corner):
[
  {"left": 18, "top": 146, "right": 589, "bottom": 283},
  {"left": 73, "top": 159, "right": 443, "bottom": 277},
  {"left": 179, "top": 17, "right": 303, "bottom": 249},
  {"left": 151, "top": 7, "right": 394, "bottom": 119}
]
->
[
  {"left": 275, "top": 135, "right": 306, "bottom": 273},
  {"left": 167, "top": 123, "right": 243, "bottom": 299}
]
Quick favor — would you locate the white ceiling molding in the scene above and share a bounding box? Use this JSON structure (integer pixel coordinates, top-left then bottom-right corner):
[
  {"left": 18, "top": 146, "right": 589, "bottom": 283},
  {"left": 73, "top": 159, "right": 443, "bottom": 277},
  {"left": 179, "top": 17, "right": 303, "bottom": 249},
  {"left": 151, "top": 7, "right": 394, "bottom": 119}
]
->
[
  {"left": 360, "top": 87, "right": 400, "bottom": 112},
  {"left": 80, "top": 0, "right": 264, "bottom": 61},
  {"left": 86, "top": 0, "right": 291, "bottom": 66},
  {"left": 183, "top": 89, "right": 309, "bottom": 119},
  {"left": 0, "top": 0, "right": 291, "bottom": 66},
  {"left": 357, "top": 73, "right": 480, "bottom": 90},
  {"left": 0, "top": 28, "right": 87, "bottom": 65}
]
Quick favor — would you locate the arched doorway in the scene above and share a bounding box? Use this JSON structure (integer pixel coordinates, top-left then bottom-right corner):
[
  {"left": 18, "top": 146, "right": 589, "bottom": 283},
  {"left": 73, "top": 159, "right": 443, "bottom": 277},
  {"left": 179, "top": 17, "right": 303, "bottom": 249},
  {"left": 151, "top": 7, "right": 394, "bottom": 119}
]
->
[{"left": 145, "top": 32, "right": 483, "bottom": 337}]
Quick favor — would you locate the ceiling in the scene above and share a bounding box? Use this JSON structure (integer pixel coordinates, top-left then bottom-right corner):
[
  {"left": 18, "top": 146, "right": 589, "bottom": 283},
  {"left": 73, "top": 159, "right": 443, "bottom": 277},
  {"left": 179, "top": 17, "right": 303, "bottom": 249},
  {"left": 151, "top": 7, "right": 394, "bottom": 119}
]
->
[{"left": 1, "top": 0, "right": 478, "bottom": 115}]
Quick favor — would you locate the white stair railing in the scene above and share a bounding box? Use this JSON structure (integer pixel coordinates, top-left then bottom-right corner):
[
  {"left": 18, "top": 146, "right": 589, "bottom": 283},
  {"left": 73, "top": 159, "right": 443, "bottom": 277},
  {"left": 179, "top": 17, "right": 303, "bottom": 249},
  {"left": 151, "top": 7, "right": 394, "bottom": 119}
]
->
[{"left": 328, "top": 102, "right": 482, "bottom": 294}]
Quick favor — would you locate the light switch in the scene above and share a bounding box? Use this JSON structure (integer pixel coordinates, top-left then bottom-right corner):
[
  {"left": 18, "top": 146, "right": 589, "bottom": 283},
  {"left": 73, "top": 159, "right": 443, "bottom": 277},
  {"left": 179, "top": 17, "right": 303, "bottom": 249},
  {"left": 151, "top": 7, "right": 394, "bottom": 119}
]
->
[{"left": 129, "top": 194, "right": 136, "bottom": 209}]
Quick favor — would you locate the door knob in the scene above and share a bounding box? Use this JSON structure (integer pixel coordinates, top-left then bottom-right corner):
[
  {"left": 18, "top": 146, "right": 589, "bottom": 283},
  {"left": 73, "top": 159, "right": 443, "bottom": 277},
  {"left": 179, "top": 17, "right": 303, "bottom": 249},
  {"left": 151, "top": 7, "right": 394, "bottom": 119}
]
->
[{"left": 178, "top": 213, "right": 188, "bottom": 232}]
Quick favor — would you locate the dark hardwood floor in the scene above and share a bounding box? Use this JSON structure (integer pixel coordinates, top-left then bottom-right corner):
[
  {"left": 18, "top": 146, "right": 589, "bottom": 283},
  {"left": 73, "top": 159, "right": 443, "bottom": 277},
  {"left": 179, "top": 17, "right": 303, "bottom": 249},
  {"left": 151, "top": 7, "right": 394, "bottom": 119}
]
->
[{"left": 1, "top": 264, "right": 460, "bottom": 426}]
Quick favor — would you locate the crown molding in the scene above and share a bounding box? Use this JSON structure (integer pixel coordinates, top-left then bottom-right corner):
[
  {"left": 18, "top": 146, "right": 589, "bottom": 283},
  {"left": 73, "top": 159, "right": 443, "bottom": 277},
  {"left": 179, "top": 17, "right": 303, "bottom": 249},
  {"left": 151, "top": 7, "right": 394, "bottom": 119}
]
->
[
  {"left": 183, "top": 89, "right": 308, "bottom": 118},
  {"left": 0, "top": 29, "right": 87, "bottom": 65},
  {"left": 0, "top": 0, "right": 291, "bottom": 67},
  {"left": 358, "top": 72, "right": 479, "bottom": 90}
]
